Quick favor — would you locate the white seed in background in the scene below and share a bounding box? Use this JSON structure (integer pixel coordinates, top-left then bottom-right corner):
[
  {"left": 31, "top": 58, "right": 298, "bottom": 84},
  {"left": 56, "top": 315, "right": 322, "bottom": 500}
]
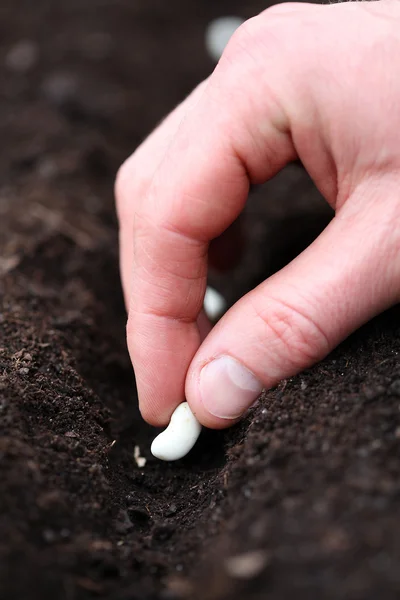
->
[
  {"left": 204, "top": 286, "right": 227, "bottom": 322},
  {"left": 134, "top": 445, "right": 147, "bottom": 468},
  {"left": 205, "top": 16, "right": 245, "bottom": 62},
  {"left": 151, "top": 402, "right": 202, "bottom": 461}
]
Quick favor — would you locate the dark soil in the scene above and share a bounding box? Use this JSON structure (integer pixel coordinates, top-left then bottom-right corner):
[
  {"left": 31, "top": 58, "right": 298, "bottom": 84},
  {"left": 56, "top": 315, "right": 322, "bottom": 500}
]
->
[{"left": 1, "top": 1, "right": 400, "bottom": 599}]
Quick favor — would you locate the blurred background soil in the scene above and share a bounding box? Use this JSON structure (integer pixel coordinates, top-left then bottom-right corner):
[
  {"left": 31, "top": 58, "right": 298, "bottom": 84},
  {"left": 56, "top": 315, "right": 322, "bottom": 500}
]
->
[{"left": 1, "top": 1, "right": 400, "bottom": 599}]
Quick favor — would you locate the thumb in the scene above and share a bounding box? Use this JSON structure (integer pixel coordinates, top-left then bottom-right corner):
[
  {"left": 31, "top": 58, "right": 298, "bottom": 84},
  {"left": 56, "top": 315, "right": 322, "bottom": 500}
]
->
[{"left": 186, "top": 177, "right": 400, "bottom": 428}]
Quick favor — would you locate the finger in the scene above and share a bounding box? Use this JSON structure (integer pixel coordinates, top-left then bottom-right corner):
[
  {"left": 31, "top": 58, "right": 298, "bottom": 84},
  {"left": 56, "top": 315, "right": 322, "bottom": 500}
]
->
[
  {"left": 116, "top": 79, "right": 209, "bottom": 307},
  {"left": 185, "top": 177, "right": 400, "bottom": 427},
  {"left": 127, "top": 13, "right": 300, "bottom": 425}
]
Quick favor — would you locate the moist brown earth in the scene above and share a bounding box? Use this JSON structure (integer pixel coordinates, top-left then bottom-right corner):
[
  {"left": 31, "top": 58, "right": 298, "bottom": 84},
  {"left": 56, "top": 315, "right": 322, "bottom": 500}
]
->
[{"left": 1, "top": 1, "right": 400, "bottom": 599}]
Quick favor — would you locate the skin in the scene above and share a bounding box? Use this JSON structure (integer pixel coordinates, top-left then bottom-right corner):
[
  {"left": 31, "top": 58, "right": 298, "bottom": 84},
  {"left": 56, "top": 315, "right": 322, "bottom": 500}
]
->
[{"left": 115, "top": 0, "right": 400, "bottom": 429}]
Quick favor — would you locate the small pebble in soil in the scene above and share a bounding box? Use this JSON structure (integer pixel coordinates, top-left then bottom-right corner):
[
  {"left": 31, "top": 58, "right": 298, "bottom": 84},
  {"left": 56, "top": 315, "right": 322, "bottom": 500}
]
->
[
  {"left": 205, "top": 16, "right": 244, "bottom": 62},
  {"left": 5, "top": 40, "right": 39, "bottom": 72},
  {"left": 38, "top": 157, "right": 59, "bottom": 179},
  {"left": 204, "top": 286, "right": 227, "bottom": 322},
  {"left": 133, "top": 445, "right": 146, "bottom": 468},
  {"left": 115, "top": 509, "right": 133, "bottom": 534},
  {"left": 151, "top": 402, "right": 202, "bottom": 461},
  {"left": 243, "top": 488, "right": 252, "bottom": 499},
  {"left": 163, "top": 576, "right": 193, "bottom": 599},
  {"left": 42, "top": 529, "right": 56, "bottom": 544},
  {"left": 152, "top": 523, "right": 174, "bottom": 542},
  {"left": 224, "top": 550, "right": 269, "bottom": 579},
  {"left": 165, "top": 503, "right": 178, "bottom": 517},
  {"left": 41, "top": 72, "right": 78, "bottom": 107},
  {"left": 389, "top": 379, "right": 400, "bottom": 396}
]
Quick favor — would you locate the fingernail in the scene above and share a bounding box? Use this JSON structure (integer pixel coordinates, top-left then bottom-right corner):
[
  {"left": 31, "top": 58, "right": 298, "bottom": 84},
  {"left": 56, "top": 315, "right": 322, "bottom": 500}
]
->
[{"left": 199, "top": 356, "right": 263, "bottom": 419}]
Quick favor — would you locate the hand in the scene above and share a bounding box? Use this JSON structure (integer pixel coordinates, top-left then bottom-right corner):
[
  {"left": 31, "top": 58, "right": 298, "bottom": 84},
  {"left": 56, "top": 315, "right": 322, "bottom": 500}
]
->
[{"left": 115, "top": 1, "right": 400, "bottom": 429}]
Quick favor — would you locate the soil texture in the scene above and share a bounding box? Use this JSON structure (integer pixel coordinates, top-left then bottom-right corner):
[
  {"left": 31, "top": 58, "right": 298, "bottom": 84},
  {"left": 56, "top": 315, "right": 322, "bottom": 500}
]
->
[{"left": 1, "top": 2, "right": 400, "bottom": 600}]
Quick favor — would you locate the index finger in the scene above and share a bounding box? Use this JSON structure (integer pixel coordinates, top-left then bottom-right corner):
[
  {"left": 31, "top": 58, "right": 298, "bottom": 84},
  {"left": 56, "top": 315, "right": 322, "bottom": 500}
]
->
[{"left": 126, "top": 15, "right": 296, "bottom": 425}]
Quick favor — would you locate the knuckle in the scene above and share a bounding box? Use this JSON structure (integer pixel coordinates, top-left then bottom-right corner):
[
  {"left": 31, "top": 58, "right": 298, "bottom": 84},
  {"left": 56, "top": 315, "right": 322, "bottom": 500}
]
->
[
  {"left": 223, "top": 12, "right": 289, "bottom": 64},
  {"left": 222, "top": 17, "right": 263, "bottom": 65},
  {"left": 218, "top": 13, "right": 299, "bottom": 100},
  {"left": 255, "top": 297, "right": 330, "bottom": 368},
  {"left": 227, "top": 17, "right": 256, "bottom": 49}
]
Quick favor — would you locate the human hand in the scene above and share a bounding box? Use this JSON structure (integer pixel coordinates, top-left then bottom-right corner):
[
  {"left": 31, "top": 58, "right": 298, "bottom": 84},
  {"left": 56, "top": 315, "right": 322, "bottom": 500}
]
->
[{"left": 116, "top": 1, "right": 400, "bottom": 429}]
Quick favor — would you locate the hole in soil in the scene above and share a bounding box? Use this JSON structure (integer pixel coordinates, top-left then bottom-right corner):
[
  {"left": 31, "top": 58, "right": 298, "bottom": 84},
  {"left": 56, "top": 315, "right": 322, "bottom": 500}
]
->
[{"left": 126, "top": 506, "right": 151, "bottom": 531}]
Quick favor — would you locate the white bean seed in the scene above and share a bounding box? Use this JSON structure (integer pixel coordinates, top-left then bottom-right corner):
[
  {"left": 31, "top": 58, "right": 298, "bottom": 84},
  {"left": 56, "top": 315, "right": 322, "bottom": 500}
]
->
[
  {"left": 204, "top": 286, "right": 227, "bottom": 322},
  {"left": 151, "top": 402, "right": 202, "bottom": 461}
]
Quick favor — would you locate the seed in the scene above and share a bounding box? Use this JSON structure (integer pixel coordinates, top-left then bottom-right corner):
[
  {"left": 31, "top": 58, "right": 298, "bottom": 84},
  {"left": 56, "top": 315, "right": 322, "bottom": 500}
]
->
[
  {"left": 151, "top": 403, "right": 202, "bottom": 461},
  {"left": 204, "top": 286, "right": 226, "bottom": 322}
]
